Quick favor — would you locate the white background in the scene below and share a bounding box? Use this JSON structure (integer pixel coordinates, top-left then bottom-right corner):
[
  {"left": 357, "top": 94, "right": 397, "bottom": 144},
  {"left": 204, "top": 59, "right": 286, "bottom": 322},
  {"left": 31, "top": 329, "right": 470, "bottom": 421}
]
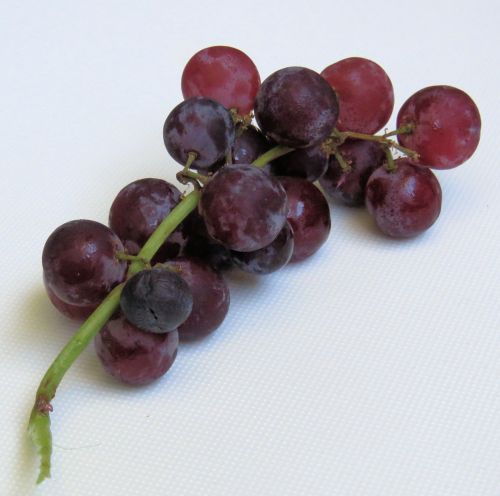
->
[{"left": 1, "top": 1, "right": 500, "bottom": 495}]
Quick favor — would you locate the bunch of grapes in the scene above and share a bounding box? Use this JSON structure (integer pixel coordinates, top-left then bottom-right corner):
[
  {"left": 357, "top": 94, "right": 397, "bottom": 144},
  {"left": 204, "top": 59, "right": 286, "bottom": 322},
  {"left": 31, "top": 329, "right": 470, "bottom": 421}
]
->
[{"left": 30, "top": 46, "right": 481, "bottom": 483}]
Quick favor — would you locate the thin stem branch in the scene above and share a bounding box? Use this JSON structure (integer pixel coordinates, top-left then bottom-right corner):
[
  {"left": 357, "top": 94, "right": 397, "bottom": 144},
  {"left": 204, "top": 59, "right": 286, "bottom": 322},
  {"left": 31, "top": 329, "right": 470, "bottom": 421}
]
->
[
  {"left": 334, "top": 151, "right": 352, "bottom": 173},
  {"left": 338, "top": 131, "right": 419, "bottom": 160},
  {"left": 384, "top": 147, "right": 396, "bottom": 172},
  {"left": 383, "top": 123, "right": 415, "bottom": 138}
]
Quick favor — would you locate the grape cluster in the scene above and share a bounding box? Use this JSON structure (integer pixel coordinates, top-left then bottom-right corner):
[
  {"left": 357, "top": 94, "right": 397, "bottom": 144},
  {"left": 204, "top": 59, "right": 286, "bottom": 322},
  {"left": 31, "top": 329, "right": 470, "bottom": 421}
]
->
[{"left": 34, "top": 45, "right": 481, "bottom": 482}]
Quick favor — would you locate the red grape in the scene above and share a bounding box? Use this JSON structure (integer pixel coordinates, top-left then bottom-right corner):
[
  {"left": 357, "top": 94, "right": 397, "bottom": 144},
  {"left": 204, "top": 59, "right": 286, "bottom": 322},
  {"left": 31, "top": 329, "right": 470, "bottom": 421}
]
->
[
  {"left": 109, "top": 178, "right": 187, "bottom": 259},
  {"left": 165, "top": 258, "right": 230, "bottom": 341},
  {"left": 319, "top": 139, "right": 385, "bottom": 206},
  {"left": 397, "top": 85, "right": 481, "bottom": 169},
  {"left": 181, "top": 46, "right": 260, "bottom": 115},
  {"left": 94, "top": 315, "right": 179, "bottom": 386},
  {"left": 42, "top": 220, "right": 126, "bottom": 307},
  {"left": 182, "top": 211, "right": 234, "bottom": 271},
  {"left": 231, "top": 222, "right": 294, "bottom": 275},
  {"left": 278, "top": 177, "right": 331, "bottom": 262},
  {"left": 365, "top": 160, "right": 442, "bottom": 237},
  {"left": 199, "top": 164, "right": 288, "bottom": 252},
  {"left": 321, "top": 57, "right": 394, "bottom": 134},
  {"left": 44, "top": 278, "right": 98, "bottom": 321},
  {"left": 255, "top": 67, "right": 339, "bottom": 148}
]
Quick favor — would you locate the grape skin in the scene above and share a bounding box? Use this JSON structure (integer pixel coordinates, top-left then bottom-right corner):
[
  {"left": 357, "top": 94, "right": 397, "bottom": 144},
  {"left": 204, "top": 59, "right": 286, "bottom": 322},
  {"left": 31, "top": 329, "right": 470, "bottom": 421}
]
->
[
  {"left": 120, "top": 268, "right": 193, "bottom": 333},
  {"left": 365, "top": 160, "right": 442, "bottom": 237},
  {"left": 182, "top": 211, "right": 234, "bottom": 272},
  {"left": 397, "top": 85, "right": 481, "bottom": 169},
  {"left": 278, "top": 177, "right": 331, "bottom": 262},
  {"left": 165, "top": 258, "right": 230, "bottom": 341},
  {"left": 271, "top": 144, "right": 329, "bottom": 182},
  {"left": 321, "top": 57, "right": 394, "bottom": 134},
  {"left": 255, "top": 67, "right": 339, "bottom": 148},
  {"left": 109, "top": 178, "right": 187, "bottom": 260},
  {"left": 44, "top": 277, "right": 98, "bottom": 321},
  {"left": 95, "top": 315, "right": 179, "bottom": 386},
  {"left": 181, "top": 46, "right": 260, "bottom": 115},
  {"left": 199, "top": 164, "right": 288, "bottom": 252},
  {"left": 42, "top": 220, "right": 127, "bottom": 307},
  {"left": 163, "top": 97, "right": 235, "bottom": 170},
  {"left": 319, "top": 140, "right": 385, "bottom": 206},
  {"left": 233, "top": 125, "right": 272, "bottom": 165},
  {"left": 231, "top": 222, "right": 294, "bottom": 275}
]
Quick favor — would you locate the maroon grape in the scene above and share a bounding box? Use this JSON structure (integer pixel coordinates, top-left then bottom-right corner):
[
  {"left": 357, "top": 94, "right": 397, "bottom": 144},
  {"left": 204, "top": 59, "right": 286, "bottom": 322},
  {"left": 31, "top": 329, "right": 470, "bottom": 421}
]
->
[
  {"left": 165, "top": 258, "right": 230, "bottom": 341},
  {"left": 365, "top": 160, "right": 442, "bottom": 237},
  {"left": 321, "top": 57, "right": 394, "bottom": 134},
  {"left": 255, "top": 67, "right": 339, "bottom": 148},
  {"left": 397, "top": 85, "right": 481, "bottom": 169},
  {"left": 163, "top": 97, "right": 235, "bottom": 170},
  {"left": 181, "top": 46, "right": 260, "bottom": 115},
  {"left": 233, "top": 125, "right": 272, "bottom": 165},
  {"left": 120, "top": 268, "right": 193, "bottom": 333},
  {"left": 182, "top": 211, "right": 234, "bottom": 271},
  {"left": 109, "top": 178, "right": 187, "bottom": 259},
  {"left": 319, "top": 139, "right": 385, "bottom": 206},
  {"left": 44, "top": 277, "right": 97, "bottom": 321},
  {"left": 95, "top": 315, "right": 179, "bottom": 386},
  {"left": 199, "top": 164, "right": 288, "bottom": 252},
  {"left": 231, "top": 222, "right": 294, "bottom": 275},
  {"left": 271, "top": 144, "right": 329, "bottom": 182},
  {"left": 42, "top": 220, "right": 126, "bottom": 307},
  {"left": 278, "top": 177, "right": 331, "bottom": 262}
]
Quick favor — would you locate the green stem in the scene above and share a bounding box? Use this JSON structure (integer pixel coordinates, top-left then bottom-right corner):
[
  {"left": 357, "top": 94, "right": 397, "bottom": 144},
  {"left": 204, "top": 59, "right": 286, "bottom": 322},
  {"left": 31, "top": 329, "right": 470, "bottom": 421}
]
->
[
  {"left": 28, "top": 189, "right": 201, "bottom": 483},
  {"left": 384, "top": 147, "right": 396, "bottom": 172},
  {"left": 182, "top": 152, "right": 197, "bottom": 172},
  {"left": 338, "top": 130, "right": 419, "bottom": 160},
  {"left": 28, "top": 283, "right": 124, "bottom": 483},
  {"left": 334, "top": 151, "right": 352, "bottom": 173},
  {"left": 383, "top": 123, "right": 415, "bottom": 138},
  {"left": 180, "top": 169, "right": 209, "bottom": 186},
  {"left": 252, "top": 145, "right": 294, "bottom": 168},
  {"left": 129, "top": 190, "right": 201, "bottom": 276}
]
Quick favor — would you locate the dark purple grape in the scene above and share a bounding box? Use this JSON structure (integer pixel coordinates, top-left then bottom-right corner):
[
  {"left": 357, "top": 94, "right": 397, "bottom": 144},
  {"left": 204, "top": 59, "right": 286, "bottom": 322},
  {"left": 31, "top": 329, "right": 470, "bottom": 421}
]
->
[
  {"left": 231, "top": 221, "right": 294, "bottom": 275},
  {"left": 365, "top": 159, "right": 442, "bottom": 237},
  {"left": 163, "top": 97, "right": 235, "bottom": 171},
  {"left": 232, "top": 125, "right": 272, "bottom": 165},
  {"left": 109, "top": 178, "right": 187, "bottom": 259},
  {"left": 42, "top": 220, "right": 126, "bottom": 307},
  {"left": 120, "top": 268, "right": 193, "bottom": 333},
  {"left": 182, "top": 211, "right": 234, "bottom": 271},
  {"left": 319, "top": 139, "right": 385, "bottom": 206},
  {"left": 44, "top": 276, "right": 97, "bottom": 321},
  {"left": 95, "top": 314, "right": 178, "bottom": 386},
  {"left": 199, "top": 164, "right": 288, "bottom": 252},
  {"left": 255, "top": 67, "right": 339, "bottom": 148},
  {"left": 165, "top": 258, "right": 230, "bottom": 341},
  {"left": 271, "top": 144, "right": 329, "bottom": 182},
  {"left": 278, "top": 177, "right": 331, "bottom": 262}
]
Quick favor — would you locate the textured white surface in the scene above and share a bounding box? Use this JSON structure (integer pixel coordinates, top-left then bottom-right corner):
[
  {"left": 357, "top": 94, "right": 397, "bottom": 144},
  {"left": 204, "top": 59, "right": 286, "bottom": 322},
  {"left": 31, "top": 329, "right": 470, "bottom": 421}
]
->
[{"left": 1, "top": 1, "right": 500, "bottom": 495}]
